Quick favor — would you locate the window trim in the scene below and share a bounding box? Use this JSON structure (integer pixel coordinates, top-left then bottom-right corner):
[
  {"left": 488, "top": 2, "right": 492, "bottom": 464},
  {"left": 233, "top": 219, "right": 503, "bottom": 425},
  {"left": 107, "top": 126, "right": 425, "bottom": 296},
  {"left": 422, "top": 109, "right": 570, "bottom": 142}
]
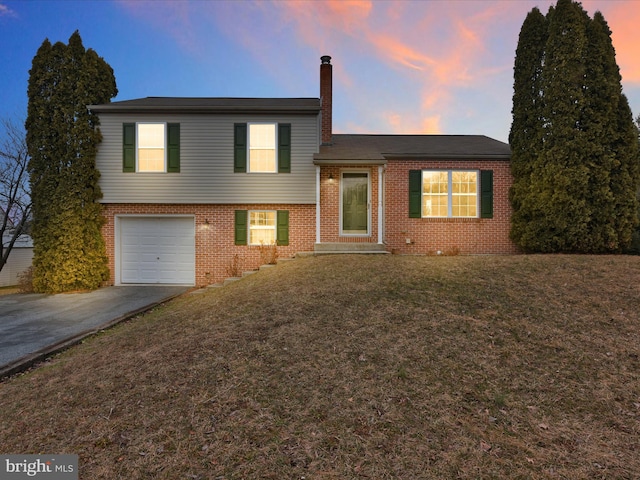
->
[
  {"left": 248, "top": 210, "right": 277, "bottom": 246},
  {"left": 421, "top": 169, "right": 480, "bottom": 219},
  {"left": 247, "top": 122, "right": 278, "bottom": 173},
  {"left": 235, "top": 210, "right": 289, "bottom": 246},
  {"left": 136, "top": 122, "right": 167, "bottom": 173}
]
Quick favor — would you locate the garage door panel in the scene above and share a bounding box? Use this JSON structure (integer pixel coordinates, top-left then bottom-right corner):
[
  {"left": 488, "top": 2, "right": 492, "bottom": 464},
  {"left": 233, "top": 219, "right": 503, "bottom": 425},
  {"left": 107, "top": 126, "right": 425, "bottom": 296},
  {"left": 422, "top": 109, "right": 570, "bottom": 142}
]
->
[{"left": 119, "top": 217, "right": 195, "bottom": 285}]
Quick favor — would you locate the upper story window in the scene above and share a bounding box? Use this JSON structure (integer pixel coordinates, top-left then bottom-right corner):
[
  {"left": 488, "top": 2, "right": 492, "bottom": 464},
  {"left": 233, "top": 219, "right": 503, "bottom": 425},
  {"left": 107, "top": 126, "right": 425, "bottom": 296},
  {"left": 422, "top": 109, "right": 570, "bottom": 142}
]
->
[
  {"left": 249, "top": 123, "right": 277, "bottom": 173},
  {"left": 422, "top": 170, "right": 478, "bottom": 218},
  {"left": 137, "top": 123, "right": 165, "bottom": 172},
  {"left": 122, "top": 122, "right": 180, "bottom": 173},
  {"left": 234, "top": 123, "right": 291, "bottom": 174}
]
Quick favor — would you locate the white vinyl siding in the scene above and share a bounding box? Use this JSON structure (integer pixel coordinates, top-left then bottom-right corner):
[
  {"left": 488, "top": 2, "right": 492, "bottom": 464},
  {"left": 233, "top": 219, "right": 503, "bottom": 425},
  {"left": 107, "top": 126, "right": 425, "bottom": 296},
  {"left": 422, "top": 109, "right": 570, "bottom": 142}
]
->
[
  {"left": 0, "top": 247, "right": 33, "bottom": 287},
  {"left": 96, "top": 113, "right": 319, "bottom": 204}
]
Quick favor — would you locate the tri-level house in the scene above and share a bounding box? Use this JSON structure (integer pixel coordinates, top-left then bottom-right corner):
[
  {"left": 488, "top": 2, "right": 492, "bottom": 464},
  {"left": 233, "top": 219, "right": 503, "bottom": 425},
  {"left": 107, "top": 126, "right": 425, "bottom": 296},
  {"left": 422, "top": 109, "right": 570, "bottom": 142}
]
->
[{"left": 90, "top": 56, "right": 517, "bottom": 287}]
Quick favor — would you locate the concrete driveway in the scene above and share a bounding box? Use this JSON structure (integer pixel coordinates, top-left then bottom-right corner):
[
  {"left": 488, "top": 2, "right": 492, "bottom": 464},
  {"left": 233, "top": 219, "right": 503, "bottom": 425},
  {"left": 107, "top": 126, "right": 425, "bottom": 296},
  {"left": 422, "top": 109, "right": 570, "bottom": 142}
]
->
[{"left": 0, "top": 286, "right": 190, "bottom": 378}]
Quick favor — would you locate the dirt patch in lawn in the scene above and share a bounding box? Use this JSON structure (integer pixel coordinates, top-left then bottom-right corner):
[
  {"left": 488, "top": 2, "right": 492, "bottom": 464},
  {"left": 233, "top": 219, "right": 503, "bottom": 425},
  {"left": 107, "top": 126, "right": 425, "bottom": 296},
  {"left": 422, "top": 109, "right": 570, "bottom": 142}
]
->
[{"left": 1, "top": 255, "right": 639, "bottom": 479}]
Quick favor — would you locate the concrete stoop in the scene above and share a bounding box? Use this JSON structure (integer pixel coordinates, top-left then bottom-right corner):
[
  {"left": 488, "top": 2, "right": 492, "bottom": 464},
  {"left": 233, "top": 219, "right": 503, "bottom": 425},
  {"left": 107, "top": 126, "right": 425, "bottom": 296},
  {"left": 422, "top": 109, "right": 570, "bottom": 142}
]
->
[{"left": 309, "top": 242, "right": 389, "bottom": 255}]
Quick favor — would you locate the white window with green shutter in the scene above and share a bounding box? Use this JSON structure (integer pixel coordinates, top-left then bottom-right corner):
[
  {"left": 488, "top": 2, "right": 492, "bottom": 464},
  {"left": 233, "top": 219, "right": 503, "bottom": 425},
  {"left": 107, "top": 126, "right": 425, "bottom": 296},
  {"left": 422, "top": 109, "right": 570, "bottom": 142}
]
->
[
  {"left": 235, "top": 210, "right": 289, "bottom": 246},
  {"left": 122, "top": 122, "right": 180, "bottom": 173},
  {"left": 138, "top": 123, "right": 165, "bottom": 172},
  {"left": 409, "top": 169, "right": 493, "bottom": 219},
  {"left": 233, "top": 123, "right": 291, "bottom": 173},
  {"left": 249, "top": 211, "right": 276, "bottom": 245},
  {"left": 249, "top": 124, "right": 276, "bottom": 172}
]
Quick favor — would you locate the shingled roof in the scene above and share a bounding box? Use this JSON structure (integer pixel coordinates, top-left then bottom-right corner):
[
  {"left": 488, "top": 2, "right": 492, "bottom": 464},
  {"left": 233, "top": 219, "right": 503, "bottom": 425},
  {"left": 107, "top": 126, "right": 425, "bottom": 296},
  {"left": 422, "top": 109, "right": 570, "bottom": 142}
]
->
[
  {"left": 313, "top": 134, "right": 511, "bottom": 164},
  {"left": 88, "top": 97, "right": 321, "bottom": 114}
]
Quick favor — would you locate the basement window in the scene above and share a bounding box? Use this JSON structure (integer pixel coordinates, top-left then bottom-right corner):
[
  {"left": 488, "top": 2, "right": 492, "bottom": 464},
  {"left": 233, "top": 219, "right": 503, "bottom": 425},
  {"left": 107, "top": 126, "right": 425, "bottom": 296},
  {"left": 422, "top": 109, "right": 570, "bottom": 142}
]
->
[{"left": 249, "top": 210, "right": 276, "bottom": 245}]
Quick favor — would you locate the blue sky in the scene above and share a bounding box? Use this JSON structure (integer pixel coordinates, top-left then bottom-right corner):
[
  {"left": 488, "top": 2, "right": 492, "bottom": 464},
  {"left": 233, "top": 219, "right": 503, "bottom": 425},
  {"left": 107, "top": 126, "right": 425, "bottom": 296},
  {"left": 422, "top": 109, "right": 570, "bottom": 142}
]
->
[{"left": 1, "top": 0, "right": 639, "bottom": 143}]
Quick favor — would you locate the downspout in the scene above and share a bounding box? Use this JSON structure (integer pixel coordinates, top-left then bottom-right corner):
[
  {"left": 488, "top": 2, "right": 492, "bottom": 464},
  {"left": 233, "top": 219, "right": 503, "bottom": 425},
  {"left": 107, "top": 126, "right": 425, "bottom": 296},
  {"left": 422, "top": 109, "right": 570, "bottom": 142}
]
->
[
  {"left": 316, "top": 165, "right": 321, "bottom": 244},
  {"left": 378, "top": 165, "right": 384, "bottom": 244}
]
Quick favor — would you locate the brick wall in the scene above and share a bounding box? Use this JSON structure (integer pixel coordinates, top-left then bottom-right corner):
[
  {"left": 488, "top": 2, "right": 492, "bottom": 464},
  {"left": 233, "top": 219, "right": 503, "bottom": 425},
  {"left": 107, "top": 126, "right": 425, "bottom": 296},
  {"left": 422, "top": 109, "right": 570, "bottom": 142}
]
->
[
  {"left": 320, "top": 58, "right": 332, "bottom": 145},
  {"left": 102, "top": 160, "right": 516, "bottom": 287},
  {"left": 102, "top": 204, "right": 316, "bottom": 287},
  {"left": 383, "top": 160, "right": 518, "bottom": 255}
]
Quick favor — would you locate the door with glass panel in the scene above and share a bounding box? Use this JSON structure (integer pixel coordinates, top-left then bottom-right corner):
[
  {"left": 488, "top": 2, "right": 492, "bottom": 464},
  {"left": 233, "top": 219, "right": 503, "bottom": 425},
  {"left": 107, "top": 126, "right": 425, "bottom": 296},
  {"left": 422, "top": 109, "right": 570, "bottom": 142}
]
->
[{"left": 342, "top": 172, "right": 369, "bottom": 235}]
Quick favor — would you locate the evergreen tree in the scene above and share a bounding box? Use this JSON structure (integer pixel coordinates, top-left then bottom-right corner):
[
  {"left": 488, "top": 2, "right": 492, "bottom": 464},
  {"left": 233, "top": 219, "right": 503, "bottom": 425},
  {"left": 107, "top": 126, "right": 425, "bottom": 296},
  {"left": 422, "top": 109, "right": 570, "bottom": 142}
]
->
[
  {"left": 586, "top": 13, "right": 639, "bottom": 250},
  {"left": 509, "top": 7, "right": 548, "bottom": 248},
  {"left": 581, "top": 9, "right": 618, "bottom": 251},
  {"left": 610, "top": 94, "right": 640, "bottom": 248},
  {"left": 26, "top": 31, "right": 117, "bottom": 293},
  {"left": 509, "top": 0, "right": 640, "bottom": 252}
]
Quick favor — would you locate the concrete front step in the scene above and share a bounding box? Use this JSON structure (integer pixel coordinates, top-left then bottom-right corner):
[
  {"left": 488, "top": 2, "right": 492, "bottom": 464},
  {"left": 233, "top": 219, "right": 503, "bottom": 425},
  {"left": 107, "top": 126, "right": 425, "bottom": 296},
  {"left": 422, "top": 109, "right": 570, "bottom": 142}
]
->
[{"left": 312, "top": 243, "right": 389, "bottom": 254}]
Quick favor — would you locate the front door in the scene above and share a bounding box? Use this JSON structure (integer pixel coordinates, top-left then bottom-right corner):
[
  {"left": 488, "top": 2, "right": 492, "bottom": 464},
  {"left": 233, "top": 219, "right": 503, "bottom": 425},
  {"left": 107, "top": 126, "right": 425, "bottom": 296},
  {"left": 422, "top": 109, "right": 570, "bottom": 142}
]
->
[{"left": 342, "top": 172, "right": 369, "bottom": 235}]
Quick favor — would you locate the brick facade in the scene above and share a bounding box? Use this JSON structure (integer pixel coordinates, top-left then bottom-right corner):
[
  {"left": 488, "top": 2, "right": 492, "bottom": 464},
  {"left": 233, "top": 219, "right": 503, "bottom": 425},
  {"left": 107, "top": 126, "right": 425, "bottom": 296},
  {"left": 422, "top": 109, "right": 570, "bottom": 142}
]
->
[
  {"left": 102, "top": 160, "right": 516, "bottom": 287},
  {"left": 320, "top": 57, "right": 333, "bottom": 145},
  {"left": 383, "top": 159, "right": 518, "bottom": 255},
  {"left": 102, "top": 204, "right": 315, "bottom": 287}
]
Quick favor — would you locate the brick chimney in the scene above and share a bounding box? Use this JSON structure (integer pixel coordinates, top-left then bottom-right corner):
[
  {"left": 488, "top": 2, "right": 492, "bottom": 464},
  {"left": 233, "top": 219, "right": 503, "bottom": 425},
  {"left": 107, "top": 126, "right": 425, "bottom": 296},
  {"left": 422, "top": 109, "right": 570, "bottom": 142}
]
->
[{"left": 320, "top": 55, "right": 332, "bottom": 145}]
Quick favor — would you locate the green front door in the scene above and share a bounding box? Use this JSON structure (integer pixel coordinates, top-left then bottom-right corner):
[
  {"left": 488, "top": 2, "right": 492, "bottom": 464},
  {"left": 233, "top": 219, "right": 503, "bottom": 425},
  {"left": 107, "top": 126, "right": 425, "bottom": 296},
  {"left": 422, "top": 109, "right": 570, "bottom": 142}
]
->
[{"left": 342, "top": 172, "right": 369, "bottom": 234}]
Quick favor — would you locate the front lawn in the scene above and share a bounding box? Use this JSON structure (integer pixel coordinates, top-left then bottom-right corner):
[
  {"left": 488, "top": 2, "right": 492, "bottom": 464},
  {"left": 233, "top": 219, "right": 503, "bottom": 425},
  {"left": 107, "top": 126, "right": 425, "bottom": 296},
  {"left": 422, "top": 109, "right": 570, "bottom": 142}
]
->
[{"left": 1, "top": 255, "right": 638, "bottom": 479}]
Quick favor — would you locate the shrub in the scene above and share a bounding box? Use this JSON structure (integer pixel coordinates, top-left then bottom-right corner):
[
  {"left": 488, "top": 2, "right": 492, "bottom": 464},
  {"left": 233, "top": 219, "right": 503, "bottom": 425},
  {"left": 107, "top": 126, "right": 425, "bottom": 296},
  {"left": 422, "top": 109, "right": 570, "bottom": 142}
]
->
[{"left": 17, "top": 266, "right": 34, "bottom": 293}]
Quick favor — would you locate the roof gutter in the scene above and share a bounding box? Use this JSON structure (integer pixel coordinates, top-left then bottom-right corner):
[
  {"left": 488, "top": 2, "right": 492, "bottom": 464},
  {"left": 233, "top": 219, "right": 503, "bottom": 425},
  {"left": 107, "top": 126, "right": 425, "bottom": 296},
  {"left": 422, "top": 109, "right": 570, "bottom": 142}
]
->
[
  {"left": 313, "top": 159, "right": 388, "bottom": 166},
  {"left": 382, "top": 153, "right": 512, "bottom": 160}
]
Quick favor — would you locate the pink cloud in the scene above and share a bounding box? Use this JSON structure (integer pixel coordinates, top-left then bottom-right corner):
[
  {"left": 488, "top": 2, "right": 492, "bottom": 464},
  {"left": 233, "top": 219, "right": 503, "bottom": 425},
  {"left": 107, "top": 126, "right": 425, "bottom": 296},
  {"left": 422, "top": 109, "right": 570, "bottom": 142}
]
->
[
  {"left": 276, "top": 0, "right": 498, "bottom": 133},
  {"left": 115, "top": 0, "right": 639, "bottom": 138},
  {"left": 603, "top": 4, "right": 640, "bottom": 83},
  {"left": 367, "top": 34, "right": 437, "bottom": 72},
  {"left": 380, "top": 111, "right": 442, "bottom": 134}
]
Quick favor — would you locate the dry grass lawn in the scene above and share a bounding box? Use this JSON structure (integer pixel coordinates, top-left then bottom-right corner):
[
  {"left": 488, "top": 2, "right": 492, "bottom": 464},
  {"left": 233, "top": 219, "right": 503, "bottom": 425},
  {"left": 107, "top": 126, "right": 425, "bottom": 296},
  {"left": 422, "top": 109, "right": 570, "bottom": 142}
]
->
[{"left": 1, "top": 255, "right": 639, "bottom": 479}]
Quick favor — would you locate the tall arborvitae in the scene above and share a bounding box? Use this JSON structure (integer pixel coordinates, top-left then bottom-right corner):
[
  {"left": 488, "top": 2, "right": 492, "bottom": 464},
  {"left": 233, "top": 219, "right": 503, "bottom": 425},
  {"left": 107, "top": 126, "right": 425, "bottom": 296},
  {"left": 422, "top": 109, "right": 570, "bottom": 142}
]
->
[
  {"left": 26, "top": 31, "right": 117, "bottom": 293},
  {"left": 581, "top": 9, "right": 618, "bottom": 251},
  {"left": 527, "top": 0, "right": 591, "bottom": 252},
  {"left": 610, "top": 93, "right": 640, "bottom": 248},
  {"left": 509, "top": 0, "right": 640, "bottom": 252},
  {"left": 508, "top": 7, "right": 548, "bottom": 248},
  {"left": 591, "top": 12, "right": 640, "bottom": 251}
]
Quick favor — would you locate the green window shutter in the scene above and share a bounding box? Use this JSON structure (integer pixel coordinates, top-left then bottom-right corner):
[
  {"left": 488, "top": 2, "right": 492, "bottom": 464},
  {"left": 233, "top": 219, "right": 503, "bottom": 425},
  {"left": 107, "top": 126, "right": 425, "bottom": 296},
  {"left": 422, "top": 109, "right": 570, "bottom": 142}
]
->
[
  {"left": 167, "top": 123, "right": 180, "bottom": 173},
  {"left": 123, "top": 123, "right": 136, "bottom": 172},
  {"left": 408, "top": 170, "right": 422, "bottom": 218},
  {"left": 276, "top": 210, "right": 289, "bottom": 246},
  {"left": 234, "top": 123, "right": 247, "bottom": 173},
  {"left": 278, "top": 123, "right": 291, "bottom": 173},
  {"left": 235, "top": 210, "right": 248, "bottom": 246},
  {"left": 480, "top": 170, "right": 494, "bottom": 219}
]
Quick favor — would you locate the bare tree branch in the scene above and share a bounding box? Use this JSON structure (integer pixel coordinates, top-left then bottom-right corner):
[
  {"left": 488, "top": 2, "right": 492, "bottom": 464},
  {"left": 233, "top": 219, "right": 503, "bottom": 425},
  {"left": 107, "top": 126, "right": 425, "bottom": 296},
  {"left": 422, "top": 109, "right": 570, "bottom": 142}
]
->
[{"left": 0, "top": 116, "right": 32, "bottom": 273}]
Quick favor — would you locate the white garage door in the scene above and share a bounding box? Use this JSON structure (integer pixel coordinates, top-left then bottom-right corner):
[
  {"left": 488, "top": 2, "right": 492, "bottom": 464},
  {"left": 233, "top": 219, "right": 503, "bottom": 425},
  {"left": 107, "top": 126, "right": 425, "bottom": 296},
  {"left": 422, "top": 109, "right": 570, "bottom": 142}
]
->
[{"left": 119, "top": 216, "right": 195, "bottom": 285}]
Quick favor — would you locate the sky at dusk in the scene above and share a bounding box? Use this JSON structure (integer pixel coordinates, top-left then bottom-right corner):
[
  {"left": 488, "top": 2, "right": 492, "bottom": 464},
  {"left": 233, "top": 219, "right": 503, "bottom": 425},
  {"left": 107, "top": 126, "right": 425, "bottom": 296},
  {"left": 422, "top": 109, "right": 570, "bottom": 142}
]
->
[{"left": 1, "top": 0, "right": 639, "bottom": 143}]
